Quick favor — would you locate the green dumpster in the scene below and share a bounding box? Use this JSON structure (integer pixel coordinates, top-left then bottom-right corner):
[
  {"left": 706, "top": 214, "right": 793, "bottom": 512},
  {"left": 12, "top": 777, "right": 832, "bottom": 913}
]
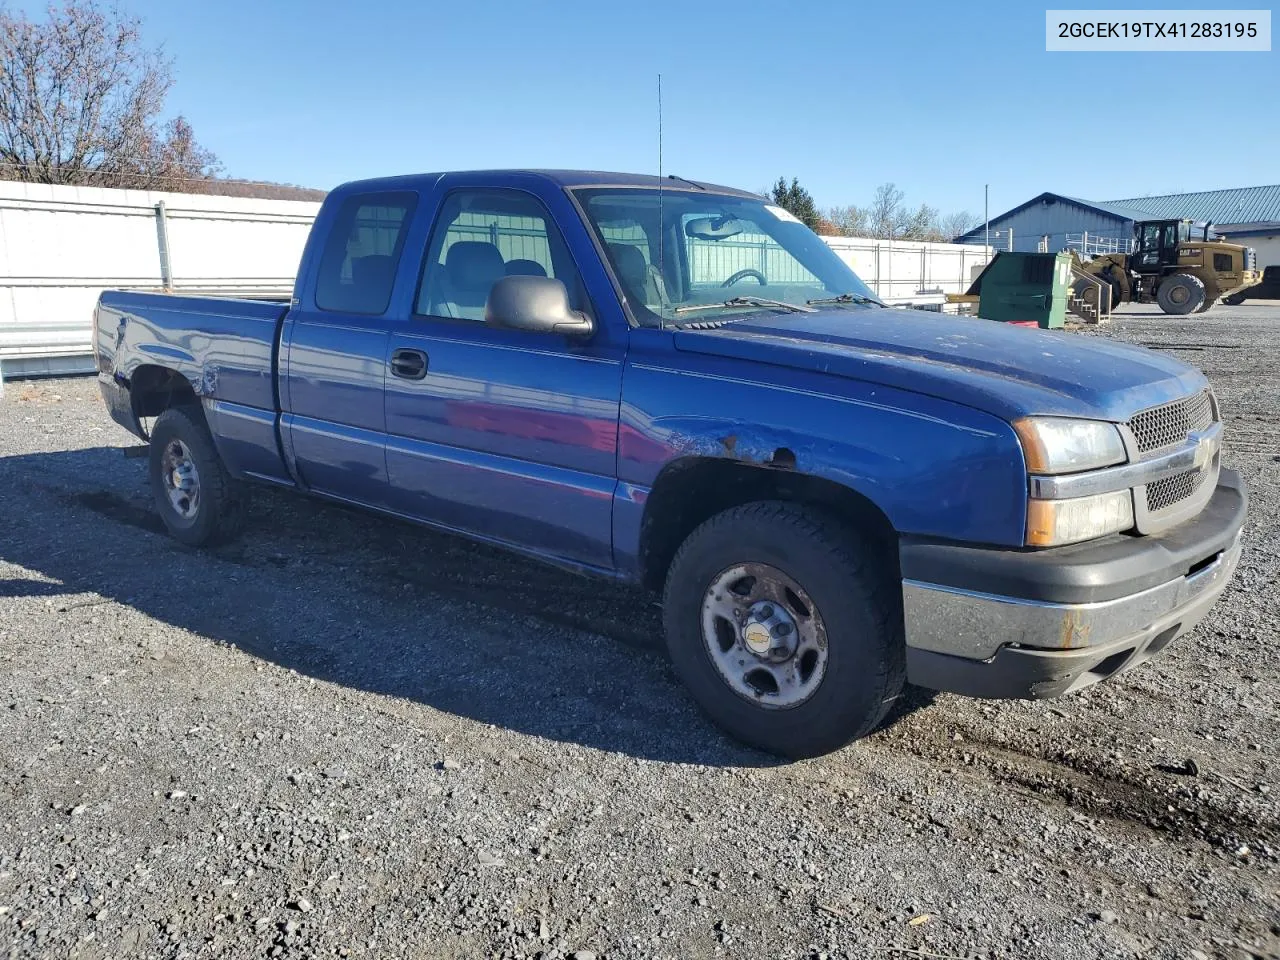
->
[{"left": 967, "top": 251, "right": 1071, "bottom": 329}]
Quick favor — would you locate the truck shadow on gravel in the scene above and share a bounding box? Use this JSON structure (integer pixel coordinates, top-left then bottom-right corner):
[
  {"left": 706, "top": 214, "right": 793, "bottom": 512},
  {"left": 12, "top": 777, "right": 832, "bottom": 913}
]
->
[{"left": 0, "top": 446, "right": 932, "bottom": 766}]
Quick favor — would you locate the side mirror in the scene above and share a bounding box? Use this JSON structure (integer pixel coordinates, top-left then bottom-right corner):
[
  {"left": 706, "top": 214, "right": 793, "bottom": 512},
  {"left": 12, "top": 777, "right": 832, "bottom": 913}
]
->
[{"left": 484, "top": 275, "right": 594, "bottom": 338}]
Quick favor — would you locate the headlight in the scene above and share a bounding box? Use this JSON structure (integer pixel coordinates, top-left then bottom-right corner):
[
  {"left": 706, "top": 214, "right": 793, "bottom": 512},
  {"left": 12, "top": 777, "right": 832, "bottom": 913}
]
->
[
  {"left": 1013, "top": 417, "right": 1126, "bottom": 474},
  {"left": 1026, "top": 491, "right": 1134, "bottom": 546}
]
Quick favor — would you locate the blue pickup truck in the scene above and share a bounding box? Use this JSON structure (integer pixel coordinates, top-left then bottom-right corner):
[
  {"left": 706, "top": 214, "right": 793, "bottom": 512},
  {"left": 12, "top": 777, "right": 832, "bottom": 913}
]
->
[{"left": 95, "top": 170, "right": 1246, "bottom": 757}]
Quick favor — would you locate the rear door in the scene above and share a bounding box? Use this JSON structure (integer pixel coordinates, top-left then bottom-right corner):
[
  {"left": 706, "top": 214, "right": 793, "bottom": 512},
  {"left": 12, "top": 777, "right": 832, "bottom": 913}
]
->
[
  {"left": 382, "top": 177, "right": 626, "bottom": 569},
  {"left": 282, "top": 190, "right": 417, "bottom": 505}
]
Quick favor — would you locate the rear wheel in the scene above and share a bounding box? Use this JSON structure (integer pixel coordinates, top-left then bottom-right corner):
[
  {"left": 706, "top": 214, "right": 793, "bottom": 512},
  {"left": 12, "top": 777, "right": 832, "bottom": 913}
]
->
[
  {"left": 148, "top": 406, "right": 245, "bottom": 546},
  {"left": 662, "top": 501, "right": 905, "bottom": 758},
  {"left": 1156, "top": 273, "right": 1206, "bottom": 315}
]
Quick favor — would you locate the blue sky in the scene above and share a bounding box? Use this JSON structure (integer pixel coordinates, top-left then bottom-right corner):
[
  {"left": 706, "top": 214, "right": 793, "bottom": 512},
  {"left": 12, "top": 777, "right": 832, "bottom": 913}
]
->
[{"left": 17, "top": 0, "right": 1279, "bottom": 217}]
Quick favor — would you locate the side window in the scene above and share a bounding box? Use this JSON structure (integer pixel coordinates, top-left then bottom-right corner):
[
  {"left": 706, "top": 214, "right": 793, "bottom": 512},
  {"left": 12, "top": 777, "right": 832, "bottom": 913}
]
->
[
  {"left": 416, "top": 189, "right": 586, "bottom": 322},
  {"left": 1213, "top": 252, "right": 1232, "bottom": 272},
  {"left": 315, "top": 192, "right": 416, "bottom": 315}
]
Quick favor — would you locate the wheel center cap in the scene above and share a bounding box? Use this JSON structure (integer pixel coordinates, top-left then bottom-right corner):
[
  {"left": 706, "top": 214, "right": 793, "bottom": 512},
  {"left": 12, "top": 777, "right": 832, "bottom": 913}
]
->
[
  {"left": 740, "top": 601, "right": 798, "bottom": 661},
  {"left": 742, "top": 621, "right": 773, "bottom": 656}
]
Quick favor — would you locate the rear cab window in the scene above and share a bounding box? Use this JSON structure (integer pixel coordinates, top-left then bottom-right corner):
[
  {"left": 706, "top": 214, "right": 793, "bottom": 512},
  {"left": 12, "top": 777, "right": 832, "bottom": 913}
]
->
[{"left": 315, "top": 192, "right": 417, "bottom": 315}]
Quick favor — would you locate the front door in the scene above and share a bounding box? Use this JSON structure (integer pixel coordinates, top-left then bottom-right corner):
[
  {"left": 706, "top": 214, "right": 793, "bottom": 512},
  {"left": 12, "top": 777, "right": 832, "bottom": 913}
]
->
[{"left": 382, "top": 183, "right": 624, "bottom": 569}]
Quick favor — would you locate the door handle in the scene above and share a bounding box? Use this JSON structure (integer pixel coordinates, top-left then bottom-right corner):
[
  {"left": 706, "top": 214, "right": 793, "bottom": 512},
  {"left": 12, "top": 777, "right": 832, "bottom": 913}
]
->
[{"left": 390, "top": 348, "right": 428, "bottom": 380}]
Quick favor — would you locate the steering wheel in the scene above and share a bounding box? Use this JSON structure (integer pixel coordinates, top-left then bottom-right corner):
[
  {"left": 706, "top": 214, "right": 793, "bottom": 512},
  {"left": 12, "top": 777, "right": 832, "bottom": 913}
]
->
[{"left": 721, "top": 268, "right": 767, "bottom": 288}]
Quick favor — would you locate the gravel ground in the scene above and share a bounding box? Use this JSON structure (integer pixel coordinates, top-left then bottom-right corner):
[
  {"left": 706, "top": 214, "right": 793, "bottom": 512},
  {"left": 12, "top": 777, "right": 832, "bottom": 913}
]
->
[{"left": 1, "top": 303, "right": 1277, "bottom": 960}]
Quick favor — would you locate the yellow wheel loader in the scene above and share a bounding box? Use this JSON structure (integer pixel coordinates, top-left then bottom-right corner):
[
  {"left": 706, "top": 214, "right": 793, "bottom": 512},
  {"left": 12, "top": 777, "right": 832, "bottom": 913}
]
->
[{"left": 1073, "top": 218, "right": 1261, "bottom": 316}]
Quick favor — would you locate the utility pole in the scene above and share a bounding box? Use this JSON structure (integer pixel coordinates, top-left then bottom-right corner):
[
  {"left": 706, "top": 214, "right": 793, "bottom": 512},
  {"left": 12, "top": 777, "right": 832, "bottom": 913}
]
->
[{"left": 984, "top": 184, "right": 990, "bottom": 253}]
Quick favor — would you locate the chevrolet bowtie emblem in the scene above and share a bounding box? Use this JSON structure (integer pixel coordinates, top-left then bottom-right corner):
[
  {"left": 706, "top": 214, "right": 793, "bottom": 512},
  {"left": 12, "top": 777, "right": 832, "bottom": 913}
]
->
[{"left": 1192, "top": 433, "right": 1215, "bottom": 470}]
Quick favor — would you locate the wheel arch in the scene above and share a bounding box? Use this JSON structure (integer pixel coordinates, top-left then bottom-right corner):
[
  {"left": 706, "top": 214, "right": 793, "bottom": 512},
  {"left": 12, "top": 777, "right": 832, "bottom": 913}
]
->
[
  {"left": 636, "top": 455, "right": 899, "bottom": 592},
  {"left": 127, "top": 364, "right": 204, "bottom": 434}
]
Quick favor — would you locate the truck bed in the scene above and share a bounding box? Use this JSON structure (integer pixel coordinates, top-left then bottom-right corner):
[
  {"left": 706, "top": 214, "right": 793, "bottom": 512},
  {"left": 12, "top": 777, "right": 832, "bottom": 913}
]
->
[{"left": 96, "top": 290, "right": 292, "bottom": 482}]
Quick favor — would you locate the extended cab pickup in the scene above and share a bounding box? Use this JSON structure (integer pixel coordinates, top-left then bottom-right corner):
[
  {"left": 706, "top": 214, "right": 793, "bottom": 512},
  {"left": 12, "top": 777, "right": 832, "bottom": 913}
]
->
[{"left": 95, "top": 170, "right": 1247, "bottom": 757}]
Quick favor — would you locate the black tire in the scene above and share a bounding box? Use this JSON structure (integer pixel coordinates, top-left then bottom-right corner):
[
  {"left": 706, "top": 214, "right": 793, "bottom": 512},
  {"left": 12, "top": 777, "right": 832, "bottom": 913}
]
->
[
  {"left": 1103, "top": 268, "right": 1126, "bottom": 314},
  {"left": 662, "top": 501, "right": 905, "bottom": 758},
  {"left": 1194, "top": 295, "right": 1217, "bottom": 314},
  {"left": 148, "top": 405, "right": 245, "bottom": 546},
  {"left": 1070, "top": 277, "right": 1100, "bottom": 316},
  {"left": 1156, "top": 273, "right": 1206, "bottom": 315}
]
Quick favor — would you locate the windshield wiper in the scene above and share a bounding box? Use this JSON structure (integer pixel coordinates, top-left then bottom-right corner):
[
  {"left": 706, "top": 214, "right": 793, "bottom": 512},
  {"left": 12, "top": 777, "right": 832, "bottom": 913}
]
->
[
  {"left": 673, "top": 296, "right": 816, "bottom": 316},
  {"left": 806, "top": 293, "right": 884, "bottom": 306}
]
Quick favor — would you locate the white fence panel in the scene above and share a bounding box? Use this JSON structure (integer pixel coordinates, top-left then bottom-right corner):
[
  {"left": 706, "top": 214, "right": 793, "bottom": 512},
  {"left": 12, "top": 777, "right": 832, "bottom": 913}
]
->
[
  {"left": 0, "top": 181, "right": 320, "bottom": 374},
  {"left": 819, "top": 235, "right": 993, "bottom": 304}
]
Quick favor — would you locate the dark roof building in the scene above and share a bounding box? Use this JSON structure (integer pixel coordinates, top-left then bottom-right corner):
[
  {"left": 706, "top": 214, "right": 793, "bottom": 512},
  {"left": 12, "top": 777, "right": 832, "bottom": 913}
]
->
[
  {"left": 1103, "top": 185, "right": 1280, "bottom": 232},
  {"left": 955, "top": 184, "right": 1280, "bottom": 267}
]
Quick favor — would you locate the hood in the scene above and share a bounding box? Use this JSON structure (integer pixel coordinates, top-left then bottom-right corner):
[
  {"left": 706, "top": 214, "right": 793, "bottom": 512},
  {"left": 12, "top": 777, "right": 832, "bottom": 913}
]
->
[{"left": 672, "top": 308, "right": 1206, "bottom": 422}]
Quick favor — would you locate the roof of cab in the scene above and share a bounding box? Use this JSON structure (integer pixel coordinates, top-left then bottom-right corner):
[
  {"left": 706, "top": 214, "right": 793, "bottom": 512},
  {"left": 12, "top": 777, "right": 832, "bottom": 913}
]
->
[{"left": 328, "top": 169, "right": 762, "bottom": 199}]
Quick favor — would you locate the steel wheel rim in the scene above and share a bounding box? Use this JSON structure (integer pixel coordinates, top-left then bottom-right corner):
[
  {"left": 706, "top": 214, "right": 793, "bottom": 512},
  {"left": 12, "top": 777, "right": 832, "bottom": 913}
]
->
[
  {"left": 1170, "top": 284, "right": 1190, "bottom": 305},
  {"left": 700, "top": 562, "right": 829, "bottom": 710},
  {"left": 161, "top": 438, "right": 201, "bottom": 520}
]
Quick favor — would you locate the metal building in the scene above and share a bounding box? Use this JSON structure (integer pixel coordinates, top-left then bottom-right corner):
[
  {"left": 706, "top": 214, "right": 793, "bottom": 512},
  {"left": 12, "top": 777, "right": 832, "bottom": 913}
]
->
[
  {"left": 958, "top": 185, "right": 1280, "bottom": 267},
  {"left": 1105, "top": 185, "right": 1280, "bottom": 268}
]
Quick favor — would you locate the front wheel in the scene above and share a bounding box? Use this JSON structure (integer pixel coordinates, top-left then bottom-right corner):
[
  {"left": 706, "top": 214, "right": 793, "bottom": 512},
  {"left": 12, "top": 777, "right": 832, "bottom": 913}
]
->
[
  {"left": 148, "top": 406, "right": 245, "bottom": 546},
  {"left": 662, "top": 502, "right": 904, "bottom": 758},
  {"left": 1156, "top": 273, "right": 1206, "bottom": 315}
]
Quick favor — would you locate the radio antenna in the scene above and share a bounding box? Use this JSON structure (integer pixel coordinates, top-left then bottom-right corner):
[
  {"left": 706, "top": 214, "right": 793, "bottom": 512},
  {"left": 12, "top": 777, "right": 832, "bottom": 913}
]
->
[{"left": 657, "top": 73, "right": 664, "bottom": 330}]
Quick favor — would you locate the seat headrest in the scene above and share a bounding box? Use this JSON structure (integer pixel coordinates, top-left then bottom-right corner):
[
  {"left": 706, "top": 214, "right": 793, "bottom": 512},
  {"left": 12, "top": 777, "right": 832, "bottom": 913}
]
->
[
  {"left": 318, "top": 254, "right": 394, "bottom": 313},
  {"left": 350, "top": 254, "right": 393, "bottom": 291},
  {"left": 445, "top": 241, "right": 505, "bottom": 290},
  {"left": 607, "top": 242, "right": 649, "bottom": 289},
  {"left": 505, "top": 258, "right": 548, "bottom": 278}
]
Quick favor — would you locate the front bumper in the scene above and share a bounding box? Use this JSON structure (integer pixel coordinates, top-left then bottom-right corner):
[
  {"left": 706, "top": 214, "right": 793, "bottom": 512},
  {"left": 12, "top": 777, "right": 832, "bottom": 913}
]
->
[{"left": 902, "top": 469, "right": 1247, "bottom": 699}]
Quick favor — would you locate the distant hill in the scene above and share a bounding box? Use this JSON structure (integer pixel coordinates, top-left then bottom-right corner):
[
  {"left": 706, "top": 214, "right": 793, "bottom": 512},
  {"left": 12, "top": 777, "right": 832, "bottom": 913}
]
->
[
  {"left": 200, "top": 179, "right": 327, "bottom": 201},
  {"left": 0, "top": 170, "right": 327, "bottom": 201}
]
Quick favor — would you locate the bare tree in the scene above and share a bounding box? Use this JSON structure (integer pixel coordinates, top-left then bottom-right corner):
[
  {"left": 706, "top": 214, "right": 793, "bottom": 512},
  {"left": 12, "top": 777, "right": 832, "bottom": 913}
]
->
[
  {"left": 869, "top": 183, "right": 904, "bottom": 238},
  {"left": 0, "top": 1, "right": 220, "bottom": 189},
  {"left": 825, "top": 204, "right": 868, "bottom": 237},
  {"left": 938, "top": 210, "right": 978, "bottom": 241}
]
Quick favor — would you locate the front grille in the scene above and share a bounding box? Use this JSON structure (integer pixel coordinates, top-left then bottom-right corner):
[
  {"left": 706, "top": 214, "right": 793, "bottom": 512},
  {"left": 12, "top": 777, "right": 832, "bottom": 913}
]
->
[
  {"left": 1127, "top": 390, "right": 1214, "bottom": 455},
  {"left": 1146, "top": 466, "right": 1210, "bottom": 512}
]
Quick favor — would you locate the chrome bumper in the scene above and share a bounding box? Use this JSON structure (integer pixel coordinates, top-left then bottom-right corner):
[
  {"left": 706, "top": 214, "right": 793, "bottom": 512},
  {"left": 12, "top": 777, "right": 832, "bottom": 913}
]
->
[
  {"left": 902, "top": 532, "right": 1242, "bottom": 700},
  {"left": 904, "top": 534, "right": 1241, "bottom": 661}
]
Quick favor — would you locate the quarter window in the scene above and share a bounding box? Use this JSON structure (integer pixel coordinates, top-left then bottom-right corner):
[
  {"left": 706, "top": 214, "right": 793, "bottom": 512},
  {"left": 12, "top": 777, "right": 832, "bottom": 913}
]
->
[{"left": 315, "top": 192, "right": 416, "bottom": 315}]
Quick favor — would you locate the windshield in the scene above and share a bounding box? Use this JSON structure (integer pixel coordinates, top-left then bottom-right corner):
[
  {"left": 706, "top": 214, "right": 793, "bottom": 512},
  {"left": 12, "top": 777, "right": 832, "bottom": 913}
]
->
[{"left": 573, "top": 187, "right": 881, "bottom": 326}]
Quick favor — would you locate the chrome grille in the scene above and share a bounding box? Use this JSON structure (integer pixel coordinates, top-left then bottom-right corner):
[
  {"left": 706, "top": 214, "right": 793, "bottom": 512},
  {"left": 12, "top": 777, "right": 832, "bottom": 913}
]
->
[
  {"left": 1127, "top": 391, "right": 1214, "bottom": 455},
  {"left": 1146, "top": 466, "right": 1211, "bottom": 512}
]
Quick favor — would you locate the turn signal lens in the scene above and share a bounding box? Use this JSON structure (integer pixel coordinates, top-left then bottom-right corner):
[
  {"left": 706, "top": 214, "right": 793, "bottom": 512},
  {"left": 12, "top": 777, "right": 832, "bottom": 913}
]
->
[{"left": 1027, "top": 491, "right": 1134, "bottom": 547}]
